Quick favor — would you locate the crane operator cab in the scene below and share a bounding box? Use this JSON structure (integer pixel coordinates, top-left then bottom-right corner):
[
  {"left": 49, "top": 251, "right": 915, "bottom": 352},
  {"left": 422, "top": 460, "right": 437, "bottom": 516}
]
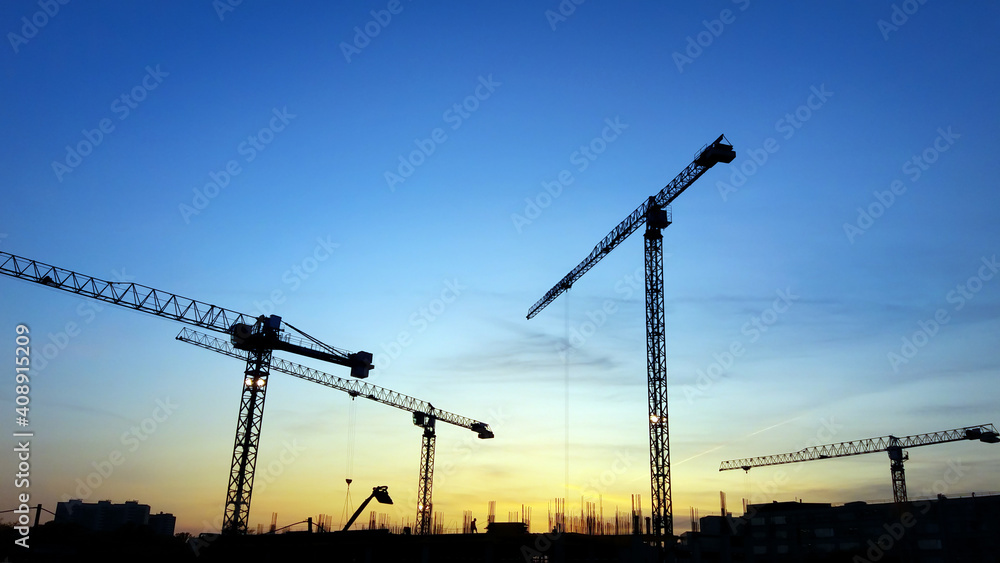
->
[
  {"left": 228, "top": 315, "right": 374, "bottom": 379},
  {"left": 229, "top": 315, "right": 281, "bottom": 352}
]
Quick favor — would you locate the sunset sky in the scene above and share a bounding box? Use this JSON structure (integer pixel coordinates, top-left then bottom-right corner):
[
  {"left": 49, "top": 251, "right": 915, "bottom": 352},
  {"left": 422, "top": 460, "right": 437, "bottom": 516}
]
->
[{"left": 1, "top": 1, "right": 999, "bottom": 535}]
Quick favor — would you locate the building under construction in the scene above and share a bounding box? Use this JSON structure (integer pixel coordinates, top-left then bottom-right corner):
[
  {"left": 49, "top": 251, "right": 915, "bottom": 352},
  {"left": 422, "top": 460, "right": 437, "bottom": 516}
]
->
[{"left": 9, "top": 492, "right": 999, "bottom": 562}]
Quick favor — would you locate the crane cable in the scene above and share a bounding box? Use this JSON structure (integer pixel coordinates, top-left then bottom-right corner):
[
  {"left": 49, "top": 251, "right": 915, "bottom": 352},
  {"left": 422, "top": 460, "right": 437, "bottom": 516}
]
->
[
  {"left": 744, "top": 469, "right": 751, "bottom": 513},
  {"left": 346, "top": 396, "right": 358, "bottom": 479},
  {"left": 564, "top": 290, "right": 571, "bottom": 506},
  {"left": 341, "top": 397, "right": 358, "bottom": 528}
]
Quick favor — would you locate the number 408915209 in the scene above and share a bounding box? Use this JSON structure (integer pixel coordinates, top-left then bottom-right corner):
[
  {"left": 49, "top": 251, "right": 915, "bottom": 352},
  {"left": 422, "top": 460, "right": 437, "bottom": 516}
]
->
[{"left": 15, "top": 324, "right": 30, "bottom": 424}]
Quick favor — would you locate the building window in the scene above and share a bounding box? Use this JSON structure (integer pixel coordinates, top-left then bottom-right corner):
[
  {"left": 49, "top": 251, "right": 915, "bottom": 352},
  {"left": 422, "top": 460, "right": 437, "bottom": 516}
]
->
[
  {"left": 918, "top": 539, "right": 943, "bottom": 550},
  {"left": 839, "top": 542, "right": 860, "bottom": 551}
]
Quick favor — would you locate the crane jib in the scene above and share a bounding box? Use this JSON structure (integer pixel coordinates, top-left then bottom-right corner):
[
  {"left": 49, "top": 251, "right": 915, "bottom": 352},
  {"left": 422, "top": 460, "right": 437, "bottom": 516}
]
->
[
  {"left": 177, "top": 328, "right": 494, "bottom": 438},
  {"left": 0, "top": 250, "right": 254, "bottom": 333},
  {"left": 0, "top": 250, "right": 373, "bottom": 373},
  {"left": 526, "top": 135, "right": 734, "bottom": 319},
  {"left": 719, "top": 424, "right": 1000, "bottom": 471},
  {"left": 0, "top": 249, "right": 385, "bottom": 535}
]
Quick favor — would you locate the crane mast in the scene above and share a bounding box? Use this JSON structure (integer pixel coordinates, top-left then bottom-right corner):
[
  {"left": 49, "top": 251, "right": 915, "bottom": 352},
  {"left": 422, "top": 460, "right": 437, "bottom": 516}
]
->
[
  {"left": 526, "top": 136, "right": 735, "bottom": 544},
  {"left": 719, "top": 424, "right": 999, "bottom": 503},
  {"left": 0, "top": 251, "right": 373, "bottom": 534},
  {"left": 176, "top": 328, "right": 493, "bottom": 535},
  {"left": 413, "top": 412, "right": 437, "bottom": 535}
]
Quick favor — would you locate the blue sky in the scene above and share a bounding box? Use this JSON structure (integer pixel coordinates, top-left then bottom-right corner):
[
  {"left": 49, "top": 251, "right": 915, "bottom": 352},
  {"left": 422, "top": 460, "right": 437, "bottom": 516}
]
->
[{"left": 1, "top": 1, "right": 999, "bottom": 535}]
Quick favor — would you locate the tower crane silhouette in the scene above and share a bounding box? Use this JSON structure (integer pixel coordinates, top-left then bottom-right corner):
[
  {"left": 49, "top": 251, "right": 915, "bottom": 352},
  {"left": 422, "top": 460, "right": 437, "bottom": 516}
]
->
[
  {"left": 526, "top": 135, "right": 735, "bottom": 542},
  {"left": 0, "top": 251, "right": 373, "bottom": 534},
  {"left": 176, "top": 328, "right": 494, "bottom": 535},
  {"left": 719, "top": 424, "right": 999, "bottom": 504}
]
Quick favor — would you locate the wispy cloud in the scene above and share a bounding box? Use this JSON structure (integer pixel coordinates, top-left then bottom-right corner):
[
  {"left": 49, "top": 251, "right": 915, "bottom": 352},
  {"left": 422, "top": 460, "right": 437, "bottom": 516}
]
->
[
  {"left": 746, "top": 417, "right": 801, "bottom": 438},
  {"left": 422, "top": 316, "right": 632, "bottom": 385}
]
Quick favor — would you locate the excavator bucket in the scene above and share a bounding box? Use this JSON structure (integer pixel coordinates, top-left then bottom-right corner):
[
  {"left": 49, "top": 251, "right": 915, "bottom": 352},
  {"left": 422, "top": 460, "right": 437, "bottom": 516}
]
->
[{"left": 372, "top": 486, "right": 393, "bottom": 505}]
